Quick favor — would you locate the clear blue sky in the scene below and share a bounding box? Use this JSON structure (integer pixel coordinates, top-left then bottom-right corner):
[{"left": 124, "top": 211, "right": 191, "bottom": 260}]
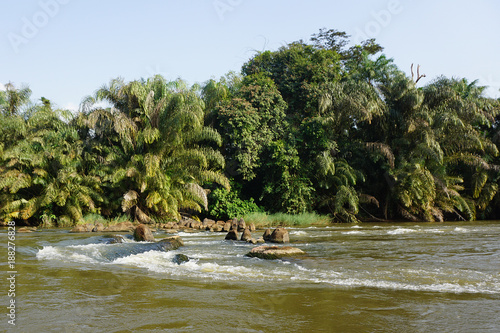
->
[{"left": 1, "top": 0, "right": 499, "bottom": 111}]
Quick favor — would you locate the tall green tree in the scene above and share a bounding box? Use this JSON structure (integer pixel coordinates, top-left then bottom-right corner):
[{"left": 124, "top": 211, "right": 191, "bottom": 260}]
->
[
  {"left": 0, "top": 98, "right": 101, "bottom": 225},
  {"left": 81, "top": 76, "right": 229, "bottom": 222},
  {"left": 0, "top": 82, "right": 31, "bottom": 116}
]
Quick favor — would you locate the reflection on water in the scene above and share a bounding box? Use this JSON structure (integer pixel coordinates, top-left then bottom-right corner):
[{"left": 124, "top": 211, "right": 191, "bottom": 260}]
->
[{"left": 3, "top": 222, "right": 500, "bottom": 332}]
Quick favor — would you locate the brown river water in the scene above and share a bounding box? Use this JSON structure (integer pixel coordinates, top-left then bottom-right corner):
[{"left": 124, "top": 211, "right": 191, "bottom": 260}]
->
[{"left": 1, "top": 221, "right": 500, "bottom": 332}]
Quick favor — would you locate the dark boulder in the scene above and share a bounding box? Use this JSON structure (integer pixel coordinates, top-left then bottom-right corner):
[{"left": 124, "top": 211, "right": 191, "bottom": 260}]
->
[
  {"left": 108, "top": 235, "right": 125, "bottom": 244},
  {"left": 133, "top": 224, "right": 155, "bottom": 242},
  {"left": 172, "top": 254, "right": 190, "bottom": 265},
  {"left": 263, "top": 228, "right": 273, "bottom": 241},
  {"left": 156, "top": 236, "right": 184, "bottom": 251},
  {"left": 241, "top": 228, "right": 252, "bottom": 242},
  {"left": 225, "top": 230, "right": 239, "bottom": 240},
  {"left": 269, "top": 228, "right": 289, "bottom": 243}
]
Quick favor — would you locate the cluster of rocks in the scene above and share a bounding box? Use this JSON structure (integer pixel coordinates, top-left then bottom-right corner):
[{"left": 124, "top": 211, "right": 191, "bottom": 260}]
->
[
  {"left": 158, "top": 217, "right": 256, "bottom": 234},
  {"left": 132, "top": 224, "right": 185, "bottom": 249},
  {"left": 68, "top": 217, "right": 257, "bottom": 234},
  {"left": 226, "top": 226, "right": 306, "bottom": 260},
  {"left": 70, "top": 221, "right": 135, "bottom": 233},
  {"left": 225, "top": 227, "right": 290, "bottom": 245},
  {"left": 67, "top": 218, "right": 304, "bottom": 261}
]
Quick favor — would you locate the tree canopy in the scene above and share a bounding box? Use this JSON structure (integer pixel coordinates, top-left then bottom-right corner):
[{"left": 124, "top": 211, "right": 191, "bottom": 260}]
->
[{"left": 1, "top": 29, "right": 499, "bottom": 226}]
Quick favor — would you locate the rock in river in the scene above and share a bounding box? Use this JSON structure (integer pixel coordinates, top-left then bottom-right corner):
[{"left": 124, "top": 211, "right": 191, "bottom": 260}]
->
[
  {"left": 133, "top": 224, "right": 155, "bottom": 242},
  {"left": 223, "top": 222, "right": 232, "bottom": 232},
  {"left": 262, "top": 228, "right": 273, "bottom": 241},
  {"left": 237, "top": 218, "right": 246, "bottom": 231},
  {"left": 172, "top": 253, "right": 190, "bottom": 265},
  {"left": 241, "top": 228, "right": 252, "bottom": 242},
  {"left": 246, "top": 245, "right": 305, "bottom": 260},
  {"left": 269, "top": 228, "right": 289, "bottom": 243},
  {"left": 156, "top": 236, "right": 184, "bottom": 251},
  {"left": 225, "top": 230, "right": 239, "bottom": 240}
]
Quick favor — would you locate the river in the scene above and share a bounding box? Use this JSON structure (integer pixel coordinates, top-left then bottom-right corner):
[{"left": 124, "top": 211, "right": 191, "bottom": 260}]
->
[{"left": 2, "top": 221, "right": 499, "bottom": 332}]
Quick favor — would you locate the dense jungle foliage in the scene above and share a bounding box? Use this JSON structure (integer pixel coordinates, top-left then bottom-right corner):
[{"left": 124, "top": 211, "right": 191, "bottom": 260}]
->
[{"left": 1, "top": 29, "right": 499, "bottom": 226}]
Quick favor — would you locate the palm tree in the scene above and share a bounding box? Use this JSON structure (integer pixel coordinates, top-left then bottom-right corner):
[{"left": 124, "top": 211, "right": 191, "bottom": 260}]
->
[
  {"left": 366, "top": 73, "right": 500, "bottom": 221},
  {"left": 0, "top": 82, "right": 31, "bottom": 116},
  {"left": 82, "top": 75, "right": 228, "bottom": 222},
  {"left": 0, "top": 101, "right": 101, "bottom": 226},
  {"left": 424, "top": 77, "right": 500, "bottom": 219}
]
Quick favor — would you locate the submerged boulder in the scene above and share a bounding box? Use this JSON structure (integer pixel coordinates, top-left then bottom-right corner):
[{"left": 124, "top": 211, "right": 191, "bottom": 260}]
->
[
  {"left": 172, "top": 253, "right": 190, "bottom": 265},
  {"left": 133, "top": 224, "right": 155, "bottom": 242},
  {"left": 156, "top": 236, "right": 184, "bottom": 251},
  {"left": 108, "top": 235, "right": 125, "bottom": 244},
  {"left": 246, "top": 245, "right": 305, "bottom": 260}
]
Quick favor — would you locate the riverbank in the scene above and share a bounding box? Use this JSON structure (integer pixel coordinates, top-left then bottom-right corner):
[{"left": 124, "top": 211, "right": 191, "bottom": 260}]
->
[
  {"left": 3, "top": 210, "right": 497, "bottom": 232},
  {"left": 1, "top": 211, "right": 335, "bottom": 229}
]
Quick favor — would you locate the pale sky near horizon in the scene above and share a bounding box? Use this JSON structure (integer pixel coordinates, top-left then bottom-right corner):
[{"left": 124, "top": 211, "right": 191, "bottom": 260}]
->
[{"left": 1, "top": 0, "right": 499, "bottom": 111}]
